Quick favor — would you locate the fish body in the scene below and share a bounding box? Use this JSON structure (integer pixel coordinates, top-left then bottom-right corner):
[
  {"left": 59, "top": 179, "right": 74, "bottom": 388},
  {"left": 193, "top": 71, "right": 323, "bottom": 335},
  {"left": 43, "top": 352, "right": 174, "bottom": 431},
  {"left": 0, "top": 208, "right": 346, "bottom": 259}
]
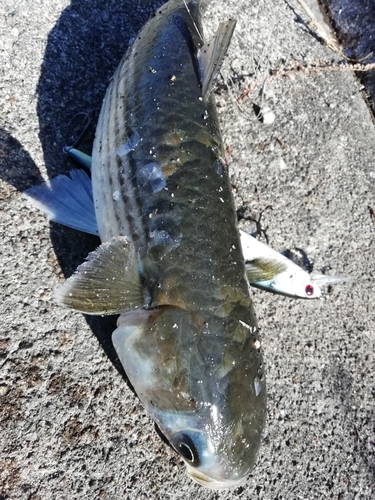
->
[{"left": 55, "top": 0, "right": 266, "bottom": 489}]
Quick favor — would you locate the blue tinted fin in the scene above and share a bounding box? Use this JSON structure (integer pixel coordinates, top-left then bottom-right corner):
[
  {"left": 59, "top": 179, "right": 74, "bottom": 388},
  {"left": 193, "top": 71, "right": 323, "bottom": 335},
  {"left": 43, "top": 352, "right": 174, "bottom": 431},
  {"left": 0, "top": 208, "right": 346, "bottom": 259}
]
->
[
  {"left": 65, "top": 148, "right": 92, "bottom": 171},
  {"left": 24, "top": 169, "right": 98, "bottom": 235}
]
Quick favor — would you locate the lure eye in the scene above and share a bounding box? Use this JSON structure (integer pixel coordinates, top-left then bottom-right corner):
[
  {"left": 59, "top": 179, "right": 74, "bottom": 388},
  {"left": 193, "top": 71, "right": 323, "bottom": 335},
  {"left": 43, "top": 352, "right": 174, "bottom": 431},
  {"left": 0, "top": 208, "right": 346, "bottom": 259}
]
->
[
  {"left": 173, "top": 433, "right": 200, "bottom": 465},
  {"left": 305, "top": 284, "right": 314, "bottom": 297}
]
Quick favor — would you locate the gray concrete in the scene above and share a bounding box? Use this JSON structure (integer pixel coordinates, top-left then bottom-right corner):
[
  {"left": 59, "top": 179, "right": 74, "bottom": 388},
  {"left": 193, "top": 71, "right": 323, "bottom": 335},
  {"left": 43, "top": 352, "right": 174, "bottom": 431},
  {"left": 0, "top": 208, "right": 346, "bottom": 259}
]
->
[{"left": 1, "top": 0, "right": 374, "bottom": 498}]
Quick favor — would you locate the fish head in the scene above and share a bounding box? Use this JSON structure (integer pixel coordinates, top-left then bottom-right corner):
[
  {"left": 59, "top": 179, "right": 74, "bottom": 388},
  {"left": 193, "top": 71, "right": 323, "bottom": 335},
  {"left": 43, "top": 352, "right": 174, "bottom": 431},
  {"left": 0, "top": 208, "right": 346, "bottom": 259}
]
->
[{"left": 112, "top": 304, "right": 266, "bottom": 489}]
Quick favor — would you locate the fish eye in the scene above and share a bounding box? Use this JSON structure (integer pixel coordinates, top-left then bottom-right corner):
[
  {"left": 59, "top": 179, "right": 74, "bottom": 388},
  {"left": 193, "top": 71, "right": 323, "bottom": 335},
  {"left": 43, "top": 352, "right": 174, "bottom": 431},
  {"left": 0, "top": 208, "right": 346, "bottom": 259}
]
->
[
  {"left": 172, "top": 433, "right": 200, "bottom": 465},
  {"left": 305, "top": 284, "right": 314, "bottom": 297}
]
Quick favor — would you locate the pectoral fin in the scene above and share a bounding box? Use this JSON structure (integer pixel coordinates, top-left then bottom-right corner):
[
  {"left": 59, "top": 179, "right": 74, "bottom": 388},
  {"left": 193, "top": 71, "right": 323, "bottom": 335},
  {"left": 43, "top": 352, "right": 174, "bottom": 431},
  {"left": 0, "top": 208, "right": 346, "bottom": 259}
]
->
[
  {"left": 199, "top": 19, "right": 236, "bottom": 99},
  {"left": 55, "top": 236, "right": 146, "bottom": 314}
]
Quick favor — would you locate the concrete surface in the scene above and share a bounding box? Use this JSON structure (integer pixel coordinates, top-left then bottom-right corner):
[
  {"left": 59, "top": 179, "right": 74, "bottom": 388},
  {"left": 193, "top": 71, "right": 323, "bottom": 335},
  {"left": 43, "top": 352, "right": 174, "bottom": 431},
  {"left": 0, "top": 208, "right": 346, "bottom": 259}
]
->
[{"left": 1, "top": 0, "right": 374, "bottom": 498}]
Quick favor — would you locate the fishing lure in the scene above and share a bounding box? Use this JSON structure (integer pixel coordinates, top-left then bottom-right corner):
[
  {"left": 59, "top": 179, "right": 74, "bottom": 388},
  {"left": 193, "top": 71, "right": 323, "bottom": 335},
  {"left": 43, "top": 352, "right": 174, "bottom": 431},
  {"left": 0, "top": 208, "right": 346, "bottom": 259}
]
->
[{"left": 240, "top": 230, "right": 347, "bottom": 299}]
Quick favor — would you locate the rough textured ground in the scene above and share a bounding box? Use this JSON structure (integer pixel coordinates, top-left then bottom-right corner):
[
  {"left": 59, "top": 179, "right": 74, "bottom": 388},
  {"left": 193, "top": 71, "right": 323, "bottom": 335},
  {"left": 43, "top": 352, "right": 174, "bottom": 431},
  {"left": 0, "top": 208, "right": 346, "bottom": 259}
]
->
[{"left": 1, "top": 0, "right": 374, "bottom": 498}]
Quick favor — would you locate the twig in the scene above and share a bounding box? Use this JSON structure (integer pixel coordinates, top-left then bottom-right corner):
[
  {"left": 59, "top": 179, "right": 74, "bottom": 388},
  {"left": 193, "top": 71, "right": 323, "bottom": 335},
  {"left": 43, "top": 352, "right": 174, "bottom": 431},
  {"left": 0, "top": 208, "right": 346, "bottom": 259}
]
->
[{"left": 295, "top": 0, "right": 344, "bottom": 57}]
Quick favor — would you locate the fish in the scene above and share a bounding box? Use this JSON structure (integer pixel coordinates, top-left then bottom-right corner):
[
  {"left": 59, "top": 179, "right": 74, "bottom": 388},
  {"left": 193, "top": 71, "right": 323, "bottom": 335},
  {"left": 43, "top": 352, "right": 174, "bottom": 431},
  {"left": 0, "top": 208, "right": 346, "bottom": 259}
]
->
[
  {"left": 26, "top": 0, "right": 266, "bottom": 489},
  {"left": 24, "top": 0, "right": 348, "bottom": 488}
]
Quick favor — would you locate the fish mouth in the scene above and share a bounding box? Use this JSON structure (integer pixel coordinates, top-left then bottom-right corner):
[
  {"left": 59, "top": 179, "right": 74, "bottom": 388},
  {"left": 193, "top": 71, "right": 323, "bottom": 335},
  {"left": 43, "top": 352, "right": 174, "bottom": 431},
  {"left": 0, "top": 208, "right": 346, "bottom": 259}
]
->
[{"left": 185, "top": 463, "right": 247, "bottom": 490}]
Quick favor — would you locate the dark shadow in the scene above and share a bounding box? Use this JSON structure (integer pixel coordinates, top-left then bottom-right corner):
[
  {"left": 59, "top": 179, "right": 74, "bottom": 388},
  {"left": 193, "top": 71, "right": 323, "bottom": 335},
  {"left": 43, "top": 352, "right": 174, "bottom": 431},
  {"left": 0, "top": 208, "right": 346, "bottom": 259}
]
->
[
  {"left": 282, "top": 247, "right": 314, "bottom": 274},
  {"left": 37, "top": 0, "right": 166, "bottom": 179},
  {"left": 318, "top": 0, "right": 375, "bottom": 116},
  {"left": 1, "top": 0, "right": 165, "bottom": 377},
  {"left": 37, "top": 0, "right": 167, "bottom": 373},
  {"left": 0, "top": 128, "right": 43, "bottom": 192}
]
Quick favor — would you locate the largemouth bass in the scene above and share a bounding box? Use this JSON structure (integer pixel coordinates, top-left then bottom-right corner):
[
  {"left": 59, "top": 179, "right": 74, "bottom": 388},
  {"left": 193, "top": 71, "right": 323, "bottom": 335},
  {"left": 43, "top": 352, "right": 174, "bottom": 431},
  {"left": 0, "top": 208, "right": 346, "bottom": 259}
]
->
[{"left": 27, "top": 0, "right": 267, "bottom": 489}]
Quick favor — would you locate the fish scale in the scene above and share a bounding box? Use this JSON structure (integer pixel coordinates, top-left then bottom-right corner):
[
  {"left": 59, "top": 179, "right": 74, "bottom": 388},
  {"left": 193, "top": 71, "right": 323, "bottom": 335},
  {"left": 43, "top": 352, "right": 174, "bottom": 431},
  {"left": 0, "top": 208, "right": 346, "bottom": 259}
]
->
[{"left": 92, "top": 2, "right": 247, "bottom": 313}]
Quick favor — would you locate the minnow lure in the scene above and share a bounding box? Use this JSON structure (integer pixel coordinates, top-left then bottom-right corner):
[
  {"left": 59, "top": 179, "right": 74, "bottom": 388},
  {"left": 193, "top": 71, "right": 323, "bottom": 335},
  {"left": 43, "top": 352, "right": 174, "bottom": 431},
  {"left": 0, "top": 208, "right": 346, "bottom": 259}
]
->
[{"left": 240, "top": 231, "right": 347, "bottom": 299}]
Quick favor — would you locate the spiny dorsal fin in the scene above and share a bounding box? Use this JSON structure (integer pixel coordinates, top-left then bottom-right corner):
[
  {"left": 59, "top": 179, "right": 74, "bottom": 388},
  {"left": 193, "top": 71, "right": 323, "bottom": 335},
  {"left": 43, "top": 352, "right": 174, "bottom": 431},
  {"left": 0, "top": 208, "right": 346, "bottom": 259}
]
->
[
  {"left": 199, "top": 19, "right": 236, "bottom": 99},
  {"left": 55, "top": 236, "right": 146, "bottom": 315}
]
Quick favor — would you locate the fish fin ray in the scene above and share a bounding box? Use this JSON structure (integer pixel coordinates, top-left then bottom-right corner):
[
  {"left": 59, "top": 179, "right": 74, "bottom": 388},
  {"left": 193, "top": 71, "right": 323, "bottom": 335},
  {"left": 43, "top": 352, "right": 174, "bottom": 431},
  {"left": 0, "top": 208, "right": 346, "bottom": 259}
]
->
[
  {"left": 199, "top": 19, "right": 236, "bottom": 98},
  {"left": 24, "top": 170, "right": 98, "bottom": 236},
  {"left": 55, "top": 236, "right": 145, "bottom": 315}
]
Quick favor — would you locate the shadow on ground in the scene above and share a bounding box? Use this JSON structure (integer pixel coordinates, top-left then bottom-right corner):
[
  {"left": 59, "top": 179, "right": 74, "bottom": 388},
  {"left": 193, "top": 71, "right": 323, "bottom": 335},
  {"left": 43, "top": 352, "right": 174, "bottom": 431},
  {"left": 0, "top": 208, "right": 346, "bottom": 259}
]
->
[{"left": 0, "top": 0, "right": 165, "bottom": 374}]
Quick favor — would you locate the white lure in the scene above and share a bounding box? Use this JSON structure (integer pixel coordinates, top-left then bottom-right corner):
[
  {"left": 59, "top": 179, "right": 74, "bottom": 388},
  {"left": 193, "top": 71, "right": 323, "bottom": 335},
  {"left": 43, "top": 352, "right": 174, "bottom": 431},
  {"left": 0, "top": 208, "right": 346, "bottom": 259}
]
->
[{"left": 240, "top": 230, "right": 348, "bottom": 299}]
